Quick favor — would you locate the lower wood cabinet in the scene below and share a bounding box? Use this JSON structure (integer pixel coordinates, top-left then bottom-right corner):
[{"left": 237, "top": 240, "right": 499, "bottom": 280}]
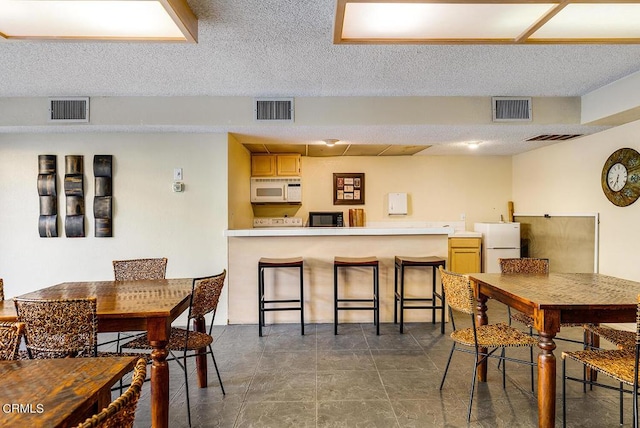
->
[{"left": 448, "top": 237, "right": 481, "bottom": 274}]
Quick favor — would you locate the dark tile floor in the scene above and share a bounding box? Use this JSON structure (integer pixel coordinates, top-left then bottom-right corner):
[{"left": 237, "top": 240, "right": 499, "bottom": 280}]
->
[{"left": 123, "top": 301, "right": 634, "bottom": 427}]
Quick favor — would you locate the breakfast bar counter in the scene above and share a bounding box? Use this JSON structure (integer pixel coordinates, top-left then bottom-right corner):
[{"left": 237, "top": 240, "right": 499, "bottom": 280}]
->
[
  {"left": 226, "top": 226, "right": 453, "bottom": 237},
  {"left": 225, "top": 226, "right": 455, "bottom": 325}
]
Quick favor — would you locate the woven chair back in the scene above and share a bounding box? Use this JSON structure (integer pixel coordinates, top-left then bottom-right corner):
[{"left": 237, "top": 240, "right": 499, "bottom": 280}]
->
[
  {"left": 0, "top": 321, "right": 25, "bottom": 360},
  {"left": 14, "top": 297, "right": 98, "bottom": 359},
  {"left": 0, "top": 278, "right": 4, "bottom": 301},
  {"left": 636, "top": 295, "right": 640, "bottom": 346},
  {"left": 189, "top": 270, "right": 226, "bottom": 320},
  {"left": 75, "top": 358, "right": 147, "bottom": 428},
  {"left": 499, "top": 258, "right": 549, "bottom": 274},
  {"left": 112, "top": 258, "right": 167, "bottom": 281},
  {"left": 439, "top": 267, "right": 475, "bottom": 315}
]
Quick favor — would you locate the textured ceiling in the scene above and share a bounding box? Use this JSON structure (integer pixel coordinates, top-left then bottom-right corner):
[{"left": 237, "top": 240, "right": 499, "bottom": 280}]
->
[{"left": 2, "top": 0, "right": 640, "bottom": 155}]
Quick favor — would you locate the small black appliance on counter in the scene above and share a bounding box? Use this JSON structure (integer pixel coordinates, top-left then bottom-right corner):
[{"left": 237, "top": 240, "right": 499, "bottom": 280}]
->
[{"left": 308, "top": 211, "right": 344, "bottom": 227}]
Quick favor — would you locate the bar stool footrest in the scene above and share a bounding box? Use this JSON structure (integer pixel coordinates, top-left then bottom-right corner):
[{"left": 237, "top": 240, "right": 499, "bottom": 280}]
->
[{"left": 262, "top": 299, "right": 302, "bottom": 304}]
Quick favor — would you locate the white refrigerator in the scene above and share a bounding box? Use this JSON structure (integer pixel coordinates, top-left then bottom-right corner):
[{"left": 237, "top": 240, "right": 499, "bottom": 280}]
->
[{"left": 473, "top": 222, "right": 521, "bottom": 273}]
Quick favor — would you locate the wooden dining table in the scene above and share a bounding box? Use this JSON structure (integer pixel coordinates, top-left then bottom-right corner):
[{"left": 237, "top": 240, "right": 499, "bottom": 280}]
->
[
  {"left": 0, "top": 356, "right": 138, "bottom": 427},
  {"left": 469, "top": 272, "right": 640, "bottom": 428},
  {"left": 0, "top": 278, "right": 199, "bottom": 428}
]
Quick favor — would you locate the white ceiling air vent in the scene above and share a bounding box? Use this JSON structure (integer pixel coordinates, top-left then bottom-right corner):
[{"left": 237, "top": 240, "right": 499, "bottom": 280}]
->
[
  {"left": 492, "top": 97, "right": 531, "bottom": 122},
  {"left": 254, "top": 98, "right": 294, "bottom": 122},
  {"left": 49, "top": 97, "right": 89, "bottom": 123}
]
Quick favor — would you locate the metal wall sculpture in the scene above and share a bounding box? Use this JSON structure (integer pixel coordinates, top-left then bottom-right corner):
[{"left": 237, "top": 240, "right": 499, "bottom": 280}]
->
[
  {"left": 37, "top": 155, "right": 58, "bottom": 237},
  {"left": 93, "top": 155, "right": 113, "bottom": 237},
  {"left": 64, "top": 155, "right": 85, "bottom": 237}
]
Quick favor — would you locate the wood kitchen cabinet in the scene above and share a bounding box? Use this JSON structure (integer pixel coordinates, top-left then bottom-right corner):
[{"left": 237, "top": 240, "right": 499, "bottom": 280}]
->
[
  {"left": 448, "top": 237, "right": 481, "bottom": 274},
  {"left": 251, "top": 154, "right": 301, "bottom": 176}
]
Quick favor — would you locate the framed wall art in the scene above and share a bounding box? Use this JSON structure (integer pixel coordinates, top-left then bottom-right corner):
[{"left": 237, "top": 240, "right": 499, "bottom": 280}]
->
[
  {"left": 37, "top": 155, "right": 58, "bottom": 237},
  {"left": 64, "top": 155, "right": 85, "bottom": 237},
  {"left": 93, "top": 155, "right": 113, "bottom": 237},
  {"left": 333, "top": 173, "right": 364, "bottom": 205}
]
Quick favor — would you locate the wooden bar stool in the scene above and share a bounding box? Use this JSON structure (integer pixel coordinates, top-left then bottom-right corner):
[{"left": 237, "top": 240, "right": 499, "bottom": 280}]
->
[
  {"left": 258, "top": 257, "right": 304, "bottom": 337},
  {"left": 334, "top": 256, "right": 379, "bottom": 335},
  {"left": 394, "top": 256, "right": 446, "bottom": 334}
]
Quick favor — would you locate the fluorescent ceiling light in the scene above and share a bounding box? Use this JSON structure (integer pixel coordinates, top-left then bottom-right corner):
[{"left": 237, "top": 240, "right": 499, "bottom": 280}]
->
[
  {"left": 467, "top": 141, "right": 481, "bottom": 149},
  {"left": 0, "top": 0, "right": 197, "bottom": 42},
  {"left": 323, "top": 139, "right": 340, "bottom": 146},
  {"left": 334, "top": 0, "right": 640, "bottom": 44}
]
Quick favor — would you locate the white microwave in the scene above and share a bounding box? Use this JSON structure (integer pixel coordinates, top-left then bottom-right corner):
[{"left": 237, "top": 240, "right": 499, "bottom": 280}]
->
[{"left": 250, "top": 177, "right": 302, "bottom": 204}]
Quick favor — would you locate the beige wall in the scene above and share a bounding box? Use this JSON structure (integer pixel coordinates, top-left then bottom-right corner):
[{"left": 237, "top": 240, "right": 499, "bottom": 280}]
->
[
  {"left": 513, "top": 119, "right": 640, "bottom": 281},
  {"left": 0, "top": 96, "right": 578, "bottom": 128},
  {"left": 250, "top": 155, "right": 513, "bottom": 227},
  {"left": 0, "top": 132, "right": 229, "bottom": 323},
  {"left": 227, "top": 134, "right": 253, "bottom": 230}
]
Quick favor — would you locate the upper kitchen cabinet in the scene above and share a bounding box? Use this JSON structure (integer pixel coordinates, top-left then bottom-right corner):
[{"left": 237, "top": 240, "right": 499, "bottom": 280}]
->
[
  {"left": 276, "top": 154, "right": 301, "bottom": 176},
  {"left": 251, "top": 154, "right": 301, "bottom": 177}
]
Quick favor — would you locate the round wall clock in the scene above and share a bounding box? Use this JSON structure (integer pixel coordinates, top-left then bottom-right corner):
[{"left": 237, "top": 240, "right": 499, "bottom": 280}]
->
[{"left": 601, "top": 147, "right": 640, "bottom": 207}]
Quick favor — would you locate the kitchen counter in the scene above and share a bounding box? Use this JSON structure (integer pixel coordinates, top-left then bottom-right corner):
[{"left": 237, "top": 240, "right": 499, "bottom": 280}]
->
[
  {"left": 227, "top": 226, "right": 457, "bottom": 325},
  {"left": 449, "top": 231, "right": 482, "bottom": 238},
  {"left": 225, "top": 226, "right": 454, "bottom": 237}
]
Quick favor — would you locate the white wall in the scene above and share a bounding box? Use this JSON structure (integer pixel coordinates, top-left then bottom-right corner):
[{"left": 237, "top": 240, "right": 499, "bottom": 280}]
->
[
  {"left": 513, "top": 119, "right": 640, "bottom": 281},
  {"left": 0, "top": 132, "right": 229, "bottom": 323}
]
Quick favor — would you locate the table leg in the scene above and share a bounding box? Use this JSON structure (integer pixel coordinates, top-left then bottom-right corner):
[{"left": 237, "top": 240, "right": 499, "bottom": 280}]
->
[
  {"left": 537, "top": 330, "right": 557, "bottom": 428},
  {"left": 194, "top": 317, "right": 208, "bottom": 388},
  {"left": 475, "top": 293, "right": 489, "bottom": 382},
  {"left": 150, "top": 340, "right": 170, "bottom": 428}
]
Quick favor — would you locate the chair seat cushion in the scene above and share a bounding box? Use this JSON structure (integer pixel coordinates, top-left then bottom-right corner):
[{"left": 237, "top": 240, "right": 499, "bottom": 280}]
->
[
  {"left": 562, "top": 349, "right": 636, "bottom": 385},
  {"left": 511, "top": 311, "right": 582, "bottom": 329},
  {"left": 98, "top": 351, "right": 153, "bottom": 363},
  {"left": 510, "top": 311, "right": 534, "bottom": 327},
  {"left": 122, "top": 328, "right": 213, "bottom": 351},
  {"left": 451, "top": 323, "right": 539, "bottom": 348},
  {"left": 584, "top": 325, "right": 635, "bottom": 350}
]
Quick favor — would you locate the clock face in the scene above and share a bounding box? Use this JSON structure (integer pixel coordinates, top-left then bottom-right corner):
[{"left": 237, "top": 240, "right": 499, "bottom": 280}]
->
[
  {"left": 607, "top": 162, "right": 627, "bottom": 192},
  {"left": 601, "top": 148, "right": 640, "bottom": 207}
]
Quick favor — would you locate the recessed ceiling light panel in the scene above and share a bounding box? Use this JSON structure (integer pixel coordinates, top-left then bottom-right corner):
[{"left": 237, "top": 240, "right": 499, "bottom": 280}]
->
[
  {"left": 0, "top": 0, "right": 197, "bottom": 42},
  {"left": 335, "top": 0, "right": 640, "bottom": 44},
  {"left": 341, "top": 3, "right": 554, "bottom": 40},
  {"left": 531, "top": 4, "right": 640, "bottom": 39}
]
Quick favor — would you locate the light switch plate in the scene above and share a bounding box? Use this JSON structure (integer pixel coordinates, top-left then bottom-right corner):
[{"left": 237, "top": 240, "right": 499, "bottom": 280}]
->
[{"left": 174, "top": 168, "right": 183, "bottom": 181}]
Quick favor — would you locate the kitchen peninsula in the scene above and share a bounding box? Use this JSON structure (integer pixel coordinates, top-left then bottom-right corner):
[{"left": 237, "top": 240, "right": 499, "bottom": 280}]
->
[{"left": 226, "top": 225, "right": 470, "bottom": 325}]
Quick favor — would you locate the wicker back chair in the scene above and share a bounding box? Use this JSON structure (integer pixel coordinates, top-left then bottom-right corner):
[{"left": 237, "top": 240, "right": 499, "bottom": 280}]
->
[
  {"left": 499, "top": 257, "right": 550, "bottom": 388},
  {"left": 103, "top": 258, "right": 168, "bottom": 350},
  {"left": 112, "top": 258, "right": 167, "bottom": 281},
  {"left": 0, "top": 278, "right": 4, "bottom": 301},
  {"left": 562, "top": 295, "right": 640, "bottom": 427},
  {"left": 583, "top": 323, "right": 635, "bottom": 351},
  {"left": 75, "top": 358, "right": 147, "bottom": 428},
  {"left": 14, "top": 297, "right": 98, "bottom": 359},
  {"left": 122, "top": 270, "right": 226, "bottom": 427},
  {"left": 499, "top": 257, "right": 549, "bottom": 274},
  {"left": 499, "top": 258, "right": 583, "bottom": 347},
  {"left": 0, "top": 321, "right": 25, "bottom": 360},
  {"left": 438, "top": 267, "right": 538, "bottom": 422}
]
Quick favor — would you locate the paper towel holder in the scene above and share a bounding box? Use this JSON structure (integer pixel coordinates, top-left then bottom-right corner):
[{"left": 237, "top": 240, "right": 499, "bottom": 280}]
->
[{"left": 388, "top": 192, "right": 408, "bottom": 215}]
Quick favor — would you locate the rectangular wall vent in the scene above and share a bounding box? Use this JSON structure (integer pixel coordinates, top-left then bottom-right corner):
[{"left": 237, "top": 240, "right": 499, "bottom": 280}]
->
[
  {"left": 49, "top": 97, "right": 89, "bottom": 122},
  {"left": 526, "top": 134, "right": 583, "bottom": 142},
  {"left": 254, "top": 98, "right": 294, "bottom": 122},
  {"left": 492, "top": 97, "right": 531, "bottom": 122}
]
